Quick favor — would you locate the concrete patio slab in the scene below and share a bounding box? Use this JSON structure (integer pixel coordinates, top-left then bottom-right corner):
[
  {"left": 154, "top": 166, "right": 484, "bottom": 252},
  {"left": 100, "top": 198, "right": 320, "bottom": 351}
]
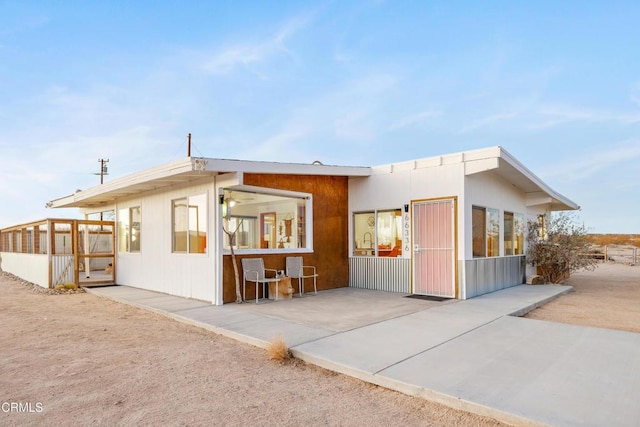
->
[
  {"left": 378, "top": 316, "right": 640, "bottom": 427},
  {"left": 170, "top": 305, "right": 336, "bottom": 348},
  {"left": 292, "top": 308, "right": 501, "bottom": 374},
  {"left": 232, "top": 287, "right": 450, "bottom": 332}
]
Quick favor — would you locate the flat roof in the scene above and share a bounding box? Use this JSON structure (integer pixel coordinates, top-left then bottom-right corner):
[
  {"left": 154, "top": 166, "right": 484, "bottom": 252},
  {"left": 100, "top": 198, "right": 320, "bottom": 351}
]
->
[
  {"left": 48, "top": 157, "right": 371, "bottom": 209},
  {"left": 372, "top": 146, "right": 579, "bottom": 211},
  {"left": 49, "top": 147, "right": 578, "bottom": 211}
]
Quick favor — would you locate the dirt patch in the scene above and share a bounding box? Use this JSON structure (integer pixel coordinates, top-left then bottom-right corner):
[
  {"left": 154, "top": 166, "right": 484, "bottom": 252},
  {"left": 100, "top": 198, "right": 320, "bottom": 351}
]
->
[
  {"left": 0, "top": 273, "right": 503, "bottom": 426},
  {"left": 525, "top": 262, "right": 640, "bottom": 333}
]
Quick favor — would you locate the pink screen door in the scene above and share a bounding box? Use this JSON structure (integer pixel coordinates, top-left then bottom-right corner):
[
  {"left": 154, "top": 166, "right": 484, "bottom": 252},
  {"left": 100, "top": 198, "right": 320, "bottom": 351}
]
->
[{"left": 412, "top": 199, "right": 456, "bottom": 297}]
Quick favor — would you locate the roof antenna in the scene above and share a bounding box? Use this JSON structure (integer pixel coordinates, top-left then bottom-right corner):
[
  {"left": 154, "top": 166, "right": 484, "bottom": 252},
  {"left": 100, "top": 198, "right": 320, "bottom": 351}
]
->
[{"left": 187, "top": 133, "right": 192, "bottom": 157}]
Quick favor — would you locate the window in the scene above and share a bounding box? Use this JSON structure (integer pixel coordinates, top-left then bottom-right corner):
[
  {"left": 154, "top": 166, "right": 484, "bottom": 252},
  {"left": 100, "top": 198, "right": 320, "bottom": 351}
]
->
[
  {"left": 222, "top": 189, "right": 308, "bottom": 251},
  {"left": 504, "top": 211, "right": 524, "bottom": 255},
  {"left": 353, "top": 209, "right": 402, "bottom": 257},
  {"left": 87, "top": 210, "right": 115, "bottom": 221},
  {"left": 537, "top": 214, "right": 548, "bottom": 241},
  {"left": 130, "top": 207, "right": 141, "bottom": 252},
  {"left": 472, "top": 206, "right": 499, "bottom": 258},
  {"left": 118, "top": 206, "right": 141, "bottom": 253},
  {"left": 173, "top": 195, "right": 207, "bottom": 253}
]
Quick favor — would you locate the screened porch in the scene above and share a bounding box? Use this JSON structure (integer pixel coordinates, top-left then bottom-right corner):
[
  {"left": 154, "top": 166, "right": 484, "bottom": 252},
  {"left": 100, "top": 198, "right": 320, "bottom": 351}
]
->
[{"left": 0, "top": 218, "right": 115, "bottom": 288}]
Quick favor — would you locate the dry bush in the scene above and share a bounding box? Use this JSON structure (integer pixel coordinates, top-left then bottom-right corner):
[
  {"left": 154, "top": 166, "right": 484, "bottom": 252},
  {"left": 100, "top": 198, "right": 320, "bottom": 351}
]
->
[
  {"left": 527, "top": 213, "right": 597, "bottom": 283},
  {"left": 266, "top": 335, "right": 291, "bottom": 362}
]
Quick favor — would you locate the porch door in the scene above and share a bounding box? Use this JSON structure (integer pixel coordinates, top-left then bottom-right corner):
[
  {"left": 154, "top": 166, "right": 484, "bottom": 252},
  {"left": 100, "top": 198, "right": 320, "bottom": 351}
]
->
[{"left": 412, "top": 199, "right": 456, "bottom": 297}]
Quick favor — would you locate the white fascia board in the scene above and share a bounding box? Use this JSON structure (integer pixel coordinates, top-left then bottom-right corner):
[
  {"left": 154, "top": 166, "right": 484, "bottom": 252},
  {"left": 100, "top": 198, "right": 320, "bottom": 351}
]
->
[
  {"left": 372, "top": 146, "right": 503, "bottom": 173},
  {"left": 48, "top": 158, "right": 199, "bottom": 208},
  {"left": 201, "top": 158, "right": 371, "bottom": 177},
  {"left": 49, "top": 157, "right": 371, "bottom": 209}
]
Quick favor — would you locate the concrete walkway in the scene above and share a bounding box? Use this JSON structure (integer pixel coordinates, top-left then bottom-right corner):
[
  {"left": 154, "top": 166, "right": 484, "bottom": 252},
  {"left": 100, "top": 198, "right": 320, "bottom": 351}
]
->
[{"left": 87, "top": 285, "right": 640, "bottom": 427}]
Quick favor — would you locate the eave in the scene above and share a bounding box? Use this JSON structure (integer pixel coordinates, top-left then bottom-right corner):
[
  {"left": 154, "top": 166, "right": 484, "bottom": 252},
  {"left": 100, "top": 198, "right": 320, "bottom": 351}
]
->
[{"left": 48, "top": 157, "right": 371, "bottom": 209}]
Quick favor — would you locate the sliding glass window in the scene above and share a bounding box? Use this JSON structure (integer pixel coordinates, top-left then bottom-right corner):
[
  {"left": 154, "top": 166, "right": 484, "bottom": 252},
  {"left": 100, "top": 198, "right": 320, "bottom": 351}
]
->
[{"left": 353, "top": 209, "right": 402, "bottom": 257}]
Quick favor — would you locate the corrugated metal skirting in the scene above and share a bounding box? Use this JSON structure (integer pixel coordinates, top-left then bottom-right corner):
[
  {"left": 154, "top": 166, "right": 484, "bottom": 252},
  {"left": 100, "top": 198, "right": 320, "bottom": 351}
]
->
[
  {"left": 349, "top": 257, "right": 411, "bottom": 293},
  {"left": 464, "top": 256, "right": 526, "bottom": 298},
  {"left": 52, "top": 255, "right": 74, "bottom": 286}
]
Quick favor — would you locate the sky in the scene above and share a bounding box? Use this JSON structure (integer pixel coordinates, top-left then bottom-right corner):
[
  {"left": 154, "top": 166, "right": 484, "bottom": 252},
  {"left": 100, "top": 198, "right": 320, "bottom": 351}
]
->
[{"left": 1, "top": 1, "right": 639, "bottom": 233}]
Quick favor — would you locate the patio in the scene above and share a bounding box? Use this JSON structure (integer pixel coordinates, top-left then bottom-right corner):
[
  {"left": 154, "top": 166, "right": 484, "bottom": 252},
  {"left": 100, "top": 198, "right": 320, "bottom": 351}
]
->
[{"left": 231, "top": 287, "right": 457, "bottom": 332}]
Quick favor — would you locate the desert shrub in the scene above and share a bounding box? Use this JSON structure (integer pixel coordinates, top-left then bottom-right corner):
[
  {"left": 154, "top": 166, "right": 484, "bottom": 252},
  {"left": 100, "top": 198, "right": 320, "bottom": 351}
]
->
[
  {"left": 63, "top": 282, "right": 78, "bottom": 290},
  {"left": 527, "top": 212, "right": 597, "bottom": 283},
  {"left": 266, "top": 335, "right": 291, "bottom": 362}
]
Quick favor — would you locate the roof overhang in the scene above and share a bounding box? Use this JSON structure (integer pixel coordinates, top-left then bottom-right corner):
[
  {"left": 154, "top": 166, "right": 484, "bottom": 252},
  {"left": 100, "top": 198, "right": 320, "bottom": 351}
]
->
[
  {"left": 48, "top": 157, "right": 371, "bottom": 209},
  {"left": 463, "top": 146, "right": 579, "bottom": 211}
]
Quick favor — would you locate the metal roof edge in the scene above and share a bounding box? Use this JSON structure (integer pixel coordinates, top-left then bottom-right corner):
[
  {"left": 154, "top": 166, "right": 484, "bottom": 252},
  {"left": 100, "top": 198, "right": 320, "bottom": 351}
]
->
[
  {"left": 498, "top": 147, "right": 580, "bottom": 211},
  {"left": 48, "top": 157, "right": 371, "bottom": 208}
]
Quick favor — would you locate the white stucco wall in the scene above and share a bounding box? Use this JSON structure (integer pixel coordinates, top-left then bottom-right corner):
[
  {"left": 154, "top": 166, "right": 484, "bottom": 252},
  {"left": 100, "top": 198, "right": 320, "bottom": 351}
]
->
[
  {"left": 464, "top": 171, "right": 530, "bottom": 259},
  {"left": 0, "top": 252, "right": 49, "bottom": 288},
  {"left": 107, "top": 177, "right": 217, "bottom": 302},
  {"left": 349, "top": 158, "right": 466, "bottom": 258}
]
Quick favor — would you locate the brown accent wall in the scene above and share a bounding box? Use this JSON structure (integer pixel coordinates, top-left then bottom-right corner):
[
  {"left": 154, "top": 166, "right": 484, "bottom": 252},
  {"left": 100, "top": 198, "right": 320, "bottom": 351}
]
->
[{"left": 222, "top": 174, "right": 349, "bottom": 303}]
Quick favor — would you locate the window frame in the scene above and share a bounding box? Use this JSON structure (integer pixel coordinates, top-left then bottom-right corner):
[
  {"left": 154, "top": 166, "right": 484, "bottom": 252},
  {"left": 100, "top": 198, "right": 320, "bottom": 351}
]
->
[
  {"left": 172, "top": 194, "right": 208, "bottom": 255},
  {"left": 472, "top": 205, "right": 500, "bottom": 258},
  {"left": 118, "top": 206, "right": 141, "bottom": 253},
  {"left": 353, "top": 208, "right": 403, "bottom": 257},
  {"left": 504, "top": 211, "right": 525, "bottom": 256},
  {"left": 221, "top": 187, "right": 312, "bottom": 254}
]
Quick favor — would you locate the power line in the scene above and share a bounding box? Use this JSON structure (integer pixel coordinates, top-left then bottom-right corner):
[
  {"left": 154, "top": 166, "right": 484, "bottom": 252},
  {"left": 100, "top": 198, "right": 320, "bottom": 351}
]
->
[{"left": 95, "top": 158, "right": 109, "bottom": 184}]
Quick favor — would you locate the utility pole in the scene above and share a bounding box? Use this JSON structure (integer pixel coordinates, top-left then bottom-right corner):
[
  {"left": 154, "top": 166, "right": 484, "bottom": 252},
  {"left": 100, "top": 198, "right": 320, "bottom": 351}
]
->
[{"left": 96, "top": 158, "right": 109, "bottom": 184}]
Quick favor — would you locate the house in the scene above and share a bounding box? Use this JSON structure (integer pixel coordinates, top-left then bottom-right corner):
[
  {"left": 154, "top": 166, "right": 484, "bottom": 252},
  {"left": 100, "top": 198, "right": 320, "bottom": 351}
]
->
[
  {"left": 0, "top": 146, "right": 577, "bottom": 303},
  {"left": 348, "top": 146, "right": 577, "bottom": 299}
]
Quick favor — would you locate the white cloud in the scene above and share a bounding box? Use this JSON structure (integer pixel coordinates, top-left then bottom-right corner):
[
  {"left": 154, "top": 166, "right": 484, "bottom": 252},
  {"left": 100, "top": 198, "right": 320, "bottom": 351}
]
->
[
  {"left": 202, "top": 16, "right": 309, "bottom": 75},
  {"left": 531, "top": 105, "right": 640, "bottom": 129},
  {"left": 630, "top": 81, "right": 640, "bottom": 106},
  {"left": 539, "top": 140, "right": 640, "bottom": 181},
  {"left": 388, "top": 110, "right": 440, "bottom": 130},
  {"left": 458, "top": 111, "right": 518, "bottom": 133},
  {"left": 334, "top": 110, "right": 375, "bottom": 141},
  {"left": 243, "top": 124, "right": 311, "bottom": 162}
]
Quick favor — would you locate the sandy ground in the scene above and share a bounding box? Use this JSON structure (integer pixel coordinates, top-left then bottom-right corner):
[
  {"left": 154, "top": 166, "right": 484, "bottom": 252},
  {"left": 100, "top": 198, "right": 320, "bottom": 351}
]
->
[
  {"left": 0, "top": 274, "right": 503, "bottom": 427},
  {"left": 525, "top": 262, "right": 640, "bottom": 333},
  {"left": 3, "top": 262, "right": 637, "bottom": 426}
]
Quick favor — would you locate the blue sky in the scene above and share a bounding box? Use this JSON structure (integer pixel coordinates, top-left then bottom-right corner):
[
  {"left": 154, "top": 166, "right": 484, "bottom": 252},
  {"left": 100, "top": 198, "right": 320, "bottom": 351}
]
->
[{"left": 1, "top": 1, "right": 639, "bottom": 233}]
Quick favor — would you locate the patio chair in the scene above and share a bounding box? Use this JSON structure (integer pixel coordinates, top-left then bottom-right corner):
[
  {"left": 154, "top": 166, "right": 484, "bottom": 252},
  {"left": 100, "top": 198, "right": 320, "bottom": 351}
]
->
[
  {"left": 241, "top": 258, "right": 281, "bottom": 303},
  {"left": 286, "top": 256, "right": 318, "bottom": 297}
]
